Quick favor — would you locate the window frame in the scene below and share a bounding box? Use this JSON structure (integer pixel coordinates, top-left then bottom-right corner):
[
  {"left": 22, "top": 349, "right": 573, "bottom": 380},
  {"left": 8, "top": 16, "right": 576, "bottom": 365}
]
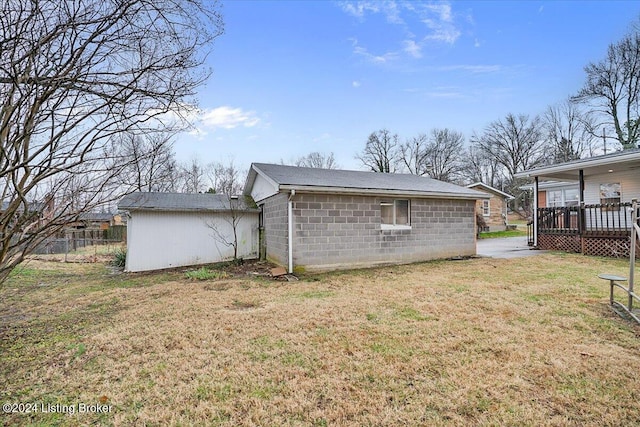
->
[
  {"left": 380, "top": 199, "right": 411, "bottom": 230},
  {"left": 482, "top": 199, "right": 490, "bottom": 217}
]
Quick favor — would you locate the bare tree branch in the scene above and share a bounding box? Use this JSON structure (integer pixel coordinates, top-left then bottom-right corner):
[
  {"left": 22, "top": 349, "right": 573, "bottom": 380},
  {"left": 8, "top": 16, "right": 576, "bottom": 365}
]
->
[
  {"left": 294, "top": 152, "right": 339, "bottom": 169},
  {"left": 208, "top": 160, "right": 244, "bottom": 195},
  {"left": 356, "top": 129, "right": 400, "bottom": 173},
  {"left": 0, "top": 0, "right": 223, "bottom": 283},
  {"left": 543, "top": 100, "right": 598, "bottom": 162},
  {"left": 573, "top": 25, "right": 640, "bottom": 150}
]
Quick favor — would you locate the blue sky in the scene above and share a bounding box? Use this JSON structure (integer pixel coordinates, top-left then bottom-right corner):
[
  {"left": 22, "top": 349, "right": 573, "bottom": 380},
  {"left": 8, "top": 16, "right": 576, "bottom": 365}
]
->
[{"left": 174, "top": 1, "right": 640, "bottom": 171}]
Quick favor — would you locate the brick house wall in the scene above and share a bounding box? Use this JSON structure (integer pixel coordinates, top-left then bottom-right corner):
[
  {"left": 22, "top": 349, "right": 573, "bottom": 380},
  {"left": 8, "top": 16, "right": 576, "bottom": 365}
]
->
[
  {"left": 474, "top": 193, "right": 507, "bottom": 232},
  {"left": 290, "top": 193, "right": 476, "bottom": 271}
]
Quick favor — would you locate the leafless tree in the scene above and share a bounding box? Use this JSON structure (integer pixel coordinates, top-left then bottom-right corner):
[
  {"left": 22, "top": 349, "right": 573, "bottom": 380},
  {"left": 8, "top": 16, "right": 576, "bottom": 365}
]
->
[
  {"left": 424, "top": 129, "right": 465, "bottom": 182},
  {"left": 400, "top": 133, "right": 430, "bottom": 176},
  {"left": 543, "top": 100, "right": 598, "bottom": 163},
  {"left": 295, "top": 152, "right": 339, "bottom": 169},
  {"left": 209, "top": 160, "right": 244, "bottom": 195},
  {"left": 0, "top": 0, "right": 223, "bottom": 283},
  {"left": 356, "top": 129, "right": 400, "bottom": 173},
  {"left": 178, "top": 157, "right": 211, "bottom": 194},
  {"left": 400, "top": 129, "right": 464, "bottom": 182},
  {"left": 470, "top": 114, "right": 547, "bottom": 213},
  {"left": 462, "top": 144, "right": 504, "bottom": 189},
  {"left": 206, "top": 196, "right": 253, "bottom": 261},
  {"left": 573, "top": 24, "right": 640, "bottom": 150},
  {"left": 471, "top": 114, "right": 547, "bottom": 179},
  {"left": 115, "top": 133, "right": 179, "bottom": 193}
]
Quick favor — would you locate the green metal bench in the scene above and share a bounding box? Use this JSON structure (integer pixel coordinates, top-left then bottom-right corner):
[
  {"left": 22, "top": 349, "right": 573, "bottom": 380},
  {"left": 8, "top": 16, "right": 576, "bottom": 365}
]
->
[{"left": 599, "top": 273, "right": 639, "bottom": 324}]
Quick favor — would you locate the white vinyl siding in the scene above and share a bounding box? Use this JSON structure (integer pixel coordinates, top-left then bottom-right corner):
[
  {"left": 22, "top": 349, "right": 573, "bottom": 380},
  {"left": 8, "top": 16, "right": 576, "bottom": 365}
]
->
[
  {"left": 582, "top": 170, "right": 640, "bottom": 230},
  {"left": 250, "top": 173, "right": 279, "bottom": 202},
  {"left": 125, "top": 210, "right": 259, "bottom": 272},
  {"left": 584, "top": 170, "right": 640, "bottom": 205}
]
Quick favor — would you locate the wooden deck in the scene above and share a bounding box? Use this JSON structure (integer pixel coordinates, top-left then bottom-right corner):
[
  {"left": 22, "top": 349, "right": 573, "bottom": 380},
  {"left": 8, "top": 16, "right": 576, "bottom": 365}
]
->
[{"left": 527, "top": 202, "right": 640, "bottom": 258}]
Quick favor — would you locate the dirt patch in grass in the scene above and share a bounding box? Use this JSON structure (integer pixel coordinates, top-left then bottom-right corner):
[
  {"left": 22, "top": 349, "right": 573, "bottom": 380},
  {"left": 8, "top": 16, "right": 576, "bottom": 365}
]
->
[{"left": 1, "top": 255, "right": 639, "bottom": 426}]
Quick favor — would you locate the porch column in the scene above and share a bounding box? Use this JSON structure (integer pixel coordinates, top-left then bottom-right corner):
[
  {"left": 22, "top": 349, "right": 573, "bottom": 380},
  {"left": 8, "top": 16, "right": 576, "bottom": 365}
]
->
[
  {"left": 579, "top": 169, "right": 585, "bottom": 234},
  {"left": 534, "top": 176, "right": 538, "bottom": 247}
]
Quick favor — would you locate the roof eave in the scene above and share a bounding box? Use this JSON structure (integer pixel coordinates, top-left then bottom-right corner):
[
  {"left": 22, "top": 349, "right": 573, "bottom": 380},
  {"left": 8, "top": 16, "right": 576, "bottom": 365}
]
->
[
  {"left": 117, "top": 206, "right": 259, "bottom": 213},
  {"left": 515, "top": 150, "right": 640, "bottom": 178},
  {"left": 466, "top": 182, "right": 515, "bottom": 200},
  {"left": 279, "top": 184, "right": 490, "bottom": 200}
]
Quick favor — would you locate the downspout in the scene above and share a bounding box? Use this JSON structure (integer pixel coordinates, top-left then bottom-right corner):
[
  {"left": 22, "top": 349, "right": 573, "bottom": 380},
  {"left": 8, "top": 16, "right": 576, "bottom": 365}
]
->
[
  {"left": 533, "top": 176, "right": 539, "bottom": 247},
  {"left": 288, "top": 190, "right": 296, "bottom": 273}
]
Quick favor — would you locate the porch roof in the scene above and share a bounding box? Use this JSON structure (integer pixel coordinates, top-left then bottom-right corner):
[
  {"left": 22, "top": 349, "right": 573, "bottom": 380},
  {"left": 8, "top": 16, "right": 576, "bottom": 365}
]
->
[{"left": 514, "top": 148, "right": 640, "bottom": 181}]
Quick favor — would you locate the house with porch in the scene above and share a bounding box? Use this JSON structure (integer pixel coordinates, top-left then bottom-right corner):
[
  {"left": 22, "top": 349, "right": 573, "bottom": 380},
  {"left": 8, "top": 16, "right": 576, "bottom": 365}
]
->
[{"left": 515, "top": 149, "right": 640, "bottom": 258}]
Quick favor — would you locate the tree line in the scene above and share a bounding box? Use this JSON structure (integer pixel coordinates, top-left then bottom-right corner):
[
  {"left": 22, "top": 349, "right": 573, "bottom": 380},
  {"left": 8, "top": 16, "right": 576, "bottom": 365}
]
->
[{"left": 355, "top": 17, "right": 640, "bottom": 209}]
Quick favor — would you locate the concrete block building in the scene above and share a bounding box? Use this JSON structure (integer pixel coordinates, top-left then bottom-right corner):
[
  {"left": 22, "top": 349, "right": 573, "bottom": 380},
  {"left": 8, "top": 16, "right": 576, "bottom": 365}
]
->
[{"left": 245, "top": 163, "right": 489, "bottom": 272}]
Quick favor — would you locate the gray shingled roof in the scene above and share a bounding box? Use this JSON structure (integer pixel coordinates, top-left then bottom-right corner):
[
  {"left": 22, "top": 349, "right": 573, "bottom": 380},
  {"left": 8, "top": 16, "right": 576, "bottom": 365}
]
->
[
  {"left": 1, "top": 200, "right": 46, "bottom": 212},
  {"left": 250, "top": 163, "right": 486, "bottom": 199},
  {"left": 118, "top": 192, "right": 258, "bottom": 212},
  {"left": 78, "top": 212, "right": 114, "bottom": 222}
]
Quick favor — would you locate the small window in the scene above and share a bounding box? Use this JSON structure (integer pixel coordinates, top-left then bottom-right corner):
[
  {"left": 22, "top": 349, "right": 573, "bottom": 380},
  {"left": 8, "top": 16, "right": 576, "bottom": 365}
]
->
[
  {"left": 564, "top": 189, "right": 580, "bottom": 207},
  {"left": 482, "top": 200, "right": 490, "bottom": 216},
  {"left": 381, "top": 199, "right": 410, "bottom": 228},
  {"left": 600, "top": 183, "right": 621, "bottom": 211},
  {"left": 548, "top": 190, "right": 563, "bottom": 207}
]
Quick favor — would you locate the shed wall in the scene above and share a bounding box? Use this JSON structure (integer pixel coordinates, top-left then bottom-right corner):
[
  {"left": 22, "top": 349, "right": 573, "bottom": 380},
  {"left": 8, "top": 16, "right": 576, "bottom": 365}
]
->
[
  {"left": 126, "top": 210, "right": 258, "bottom": 272},
  {"left": 291, "top": 193, "right": 476, "bottom": 271}
]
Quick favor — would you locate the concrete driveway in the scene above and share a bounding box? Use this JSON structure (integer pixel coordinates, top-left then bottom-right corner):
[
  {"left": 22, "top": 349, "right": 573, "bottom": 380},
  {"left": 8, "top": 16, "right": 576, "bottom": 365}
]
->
[{"left": 476, "top": 236, "right": 548, "bottom": 259}]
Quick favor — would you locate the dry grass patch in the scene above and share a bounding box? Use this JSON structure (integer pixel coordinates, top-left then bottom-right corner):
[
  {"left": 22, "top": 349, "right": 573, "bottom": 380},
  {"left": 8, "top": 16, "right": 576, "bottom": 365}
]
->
[{"left": 1, "top": 254, "right": 639, "bottom": 426}]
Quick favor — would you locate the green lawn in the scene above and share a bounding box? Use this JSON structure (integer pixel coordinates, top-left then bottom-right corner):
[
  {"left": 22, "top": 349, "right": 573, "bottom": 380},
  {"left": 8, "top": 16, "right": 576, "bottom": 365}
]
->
[{"left": 478, "top": 229, "right": 528, "bottom": 239}]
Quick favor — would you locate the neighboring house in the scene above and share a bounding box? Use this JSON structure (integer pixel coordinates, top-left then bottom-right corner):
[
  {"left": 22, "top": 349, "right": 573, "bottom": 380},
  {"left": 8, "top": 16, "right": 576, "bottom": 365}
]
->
[
  {"left": 466, "top": 182, "right": 514, "bottom": 232},
  {"left": 70, "top": 212, "right": 115, "bottom": 230},
  {"left": 0, "top": 197, "right": 55, "bottom": 230},
  {"left": 244, "top": 163, "right": 489, "bottom": 273},
  {"left": 118, "top": 192, "right": 259, "bottom": 272},
  {"left": 515, "top": 149, "right": 640, "bottom": 257}
]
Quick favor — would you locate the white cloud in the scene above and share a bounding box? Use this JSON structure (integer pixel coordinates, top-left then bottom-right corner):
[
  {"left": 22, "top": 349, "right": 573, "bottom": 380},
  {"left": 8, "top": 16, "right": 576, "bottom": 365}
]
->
[
  {"left": 200, "top": 106, "right": 260, "bottom": 130},
  {"left": 438, "top": 64, "right": 502, "bottom": 74},
  {"left": 425, "top": 90, "right": 465, "bottom": 99},
  {"left": 341, "top": 1, "right": 465, "bottom": 65},
  {"left": 403, "top": 39, "right": 422, "bottom": 58},
  {"left": 338, "top": 1, "right": 380, "bottom": 19},
  {"left": 353, "top": 42, "right": 399, "bottom": 64},
  {"left": 352, "top": 80, "right": 362, "bottom": 88},
  {"left": 419, "top": 3, "right": 460, "bottom": 44}
]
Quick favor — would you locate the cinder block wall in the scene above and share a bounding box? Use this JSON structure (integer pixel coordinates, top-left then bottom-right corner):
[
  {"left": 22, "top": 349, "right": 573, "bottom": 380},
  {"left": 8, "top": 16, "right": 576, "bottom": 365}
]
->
[
  {"left": 292, "top": 193, "right": 476, "bottom": 270},
  {"left": 261, "top": 192, "right": 289, "bottom": 265}
]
